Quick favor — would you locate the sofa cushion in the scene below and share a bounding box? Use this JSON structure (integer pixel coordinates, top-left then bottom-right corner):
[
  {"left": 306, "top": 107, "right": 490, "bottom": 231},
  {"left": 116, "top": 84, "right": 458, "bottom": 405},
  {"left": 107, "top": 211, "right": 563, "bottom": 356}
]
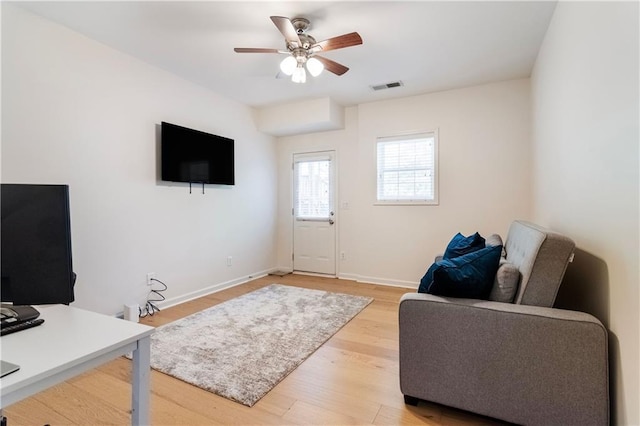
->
[
  {"left": 489, "top": 260, "right": 520, "bottom": 303},
  {"left": 427, "top": 245, "right": 503, "bottom": 299},
  {"left": 486, "top": 233, "right": 507, "bottom": 257},
  {"left": 504, "top": 220, "right": 576, "bottom": 307},
  {"left": 443, "top": 232, "right": 486, "bottom": 259}
]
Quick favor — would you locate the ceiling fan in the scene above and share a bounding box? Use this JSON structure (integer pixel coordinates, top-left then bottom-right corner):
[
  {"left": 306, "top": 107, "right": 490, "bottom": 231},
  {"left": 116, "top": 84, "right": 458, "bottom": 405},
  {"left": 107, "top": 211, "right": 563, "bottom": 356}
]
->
[{"left": 234, "top": 16, "right": 363, "bottom": 83}]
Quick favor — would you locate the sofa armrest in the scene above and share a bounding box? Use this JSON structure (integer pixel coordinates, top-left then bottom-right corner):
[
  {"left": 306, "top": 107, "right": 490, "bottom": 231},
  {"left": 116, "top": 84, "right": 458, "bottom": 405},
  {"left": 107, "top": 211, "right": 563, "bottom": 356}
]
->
[{"left": 399, "top": 293, "right": 609, "bottom": 425}]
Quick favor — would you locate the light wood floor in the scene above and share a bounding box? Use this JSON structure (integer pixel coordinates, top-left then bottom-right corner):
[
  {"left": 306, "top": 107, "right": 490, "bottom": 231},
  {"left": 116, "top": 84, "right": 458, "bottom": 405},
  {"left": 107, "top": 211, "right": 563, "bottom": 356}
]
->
[{"left": 4, "top": 274, "right": 505, "bottom": 425}]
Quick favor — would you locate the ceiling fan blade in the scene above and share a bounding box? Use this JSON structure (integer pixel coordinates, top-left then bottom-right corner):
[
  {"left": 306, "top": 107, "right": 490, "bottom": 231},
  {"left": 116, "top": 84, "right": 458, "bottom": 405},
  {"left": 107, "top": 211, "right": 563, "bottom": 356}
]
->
[
  {"left": 234, "top": 48, "right": 282, "bottom": 53},
  {"left": 270, "top": 16, "right": 301, "bottom": 47},
  {"left": 310, "top": 32, "right": 362, "bottom": 53},
  {"left": 314, "top": 56, "right": 349, "bottom": 76}
]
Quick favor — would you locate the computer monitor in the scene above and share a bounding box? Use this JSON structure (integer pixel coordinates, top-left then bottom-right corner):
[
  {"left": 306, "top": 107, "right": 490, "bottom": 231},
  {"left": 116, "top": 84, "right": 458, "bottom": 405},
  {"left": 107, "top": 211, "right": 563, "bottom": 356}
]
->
[{"left": 1, "top": 184, "right": 76, "bottom": 305}]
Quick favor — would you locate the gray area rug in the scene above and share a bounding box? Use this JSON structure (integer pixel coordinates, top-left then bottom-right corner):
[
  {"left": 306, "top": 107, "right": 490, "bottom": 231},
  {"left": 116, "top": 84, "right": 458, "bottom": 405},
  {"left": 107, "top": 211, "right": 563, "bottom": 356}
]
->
[{"left": 148, "top": 284, "right": 373, "bottom": 406}]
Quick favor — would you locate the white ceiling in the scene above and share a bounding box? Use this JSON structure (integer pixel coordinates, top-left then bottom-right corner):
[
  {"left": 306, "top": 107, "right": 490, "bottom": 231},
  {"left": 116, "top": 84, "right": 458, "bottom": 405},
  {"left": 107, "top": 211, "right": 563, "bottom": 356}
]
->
[{"left": 15, "top": 1, "right": 557, "bottom": 108}]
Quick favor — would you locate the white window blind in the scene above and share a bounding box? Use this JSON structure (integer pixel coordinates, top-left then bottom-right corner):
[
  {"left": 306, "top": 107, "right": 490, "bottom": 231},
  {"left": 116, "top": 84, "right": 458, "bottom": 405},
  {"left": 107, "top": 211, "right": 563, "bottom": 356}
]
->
[{"left": 376, "top": 132, "right": 438, "bottom": 204}]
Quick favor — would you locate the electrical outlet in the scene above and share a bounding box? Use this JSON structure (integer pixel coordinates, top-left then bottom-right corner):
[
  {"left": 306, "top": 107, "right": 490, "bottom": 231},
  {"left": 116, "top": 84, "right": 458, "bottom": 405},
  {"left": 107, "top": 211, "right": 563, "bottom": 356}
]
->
[
  {"left": 146, "top": 272, "right": 156, "bottom": 286},
  {"left": 227, "top": 256, "right": 233, "bottom": 267},
  {"left": 340, "top": 252, "right": 346, "bottom": 260}
]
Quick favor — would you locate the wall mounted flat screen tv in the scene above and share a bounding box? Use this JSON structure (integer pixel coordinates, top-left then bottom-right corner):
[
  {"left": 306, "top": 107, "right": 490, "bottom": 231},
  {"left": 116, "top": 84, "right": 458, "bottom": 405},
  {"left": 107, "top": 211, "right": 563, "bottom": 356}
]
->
[
  {"left": 1, "top": 184, "right": 76, "bottom": 305},
  {"left": 161, "top": 121, "right": 235, "bottom": 185}
]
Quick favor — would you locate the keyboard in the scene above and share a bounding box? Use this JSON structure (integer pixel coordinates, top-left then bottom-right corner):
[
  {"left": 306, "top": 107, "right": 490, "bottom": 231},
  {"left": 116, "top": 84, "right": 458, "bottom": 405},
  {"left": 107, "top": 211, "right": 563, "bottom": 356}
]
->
[{"left": 0, "top": 318, "right": 45, "bottom": 336}]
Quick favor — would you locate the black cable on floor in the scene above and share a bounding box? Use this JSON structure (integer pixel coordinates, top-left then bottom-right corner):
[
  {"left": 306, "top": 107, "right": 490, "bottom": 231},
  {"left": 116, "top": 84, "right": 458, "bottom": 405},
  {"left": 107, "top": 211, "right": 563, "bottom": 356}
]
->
[{"left": 139, "top": 278, "right": 167, "bottom": 318}]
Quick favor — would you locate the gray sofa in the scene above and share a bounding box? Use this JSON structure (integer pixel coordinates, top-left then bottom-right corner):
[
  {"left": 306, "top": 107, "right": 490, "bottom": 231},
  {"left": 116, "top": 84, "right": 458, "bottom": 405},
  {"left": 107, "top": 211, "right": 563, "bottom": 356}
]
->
[{"left": 399, "top": 220, "right": 609, "bottom": 425}]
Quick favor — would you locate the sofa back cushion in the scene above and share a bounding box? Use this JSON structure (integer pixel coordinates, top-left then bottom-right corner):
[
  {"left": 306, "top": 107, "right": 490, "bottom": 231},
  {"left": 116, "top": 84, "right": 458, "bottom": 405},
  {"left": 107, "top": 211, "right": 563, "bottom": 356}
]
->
[{"left": 505, "top": 221, "right": 575, "bottom": 307}]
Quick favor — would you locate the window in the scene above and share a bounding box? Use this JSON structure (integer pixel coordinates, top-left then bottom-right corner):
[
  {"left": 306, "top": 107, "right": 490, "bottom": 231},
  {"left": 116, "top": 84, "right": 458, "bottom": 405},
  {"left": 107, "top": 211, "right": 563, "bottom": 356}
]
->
[
  {"left": 376, "top": 131, "right": 438, "bottom": 205},
  {"left": 294, "top": 155, "right": 332, "bottom": 219}
]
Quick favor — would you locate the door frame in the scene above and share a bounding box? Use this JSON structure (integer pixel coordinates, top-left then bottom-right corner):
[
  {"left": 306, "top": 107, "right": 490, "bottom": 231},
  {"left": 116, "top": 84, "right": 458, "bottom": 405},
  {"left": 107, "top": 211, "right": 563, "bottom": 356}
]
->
[{"left": 290, "top": 149, "right": 338, "bottom": 276}]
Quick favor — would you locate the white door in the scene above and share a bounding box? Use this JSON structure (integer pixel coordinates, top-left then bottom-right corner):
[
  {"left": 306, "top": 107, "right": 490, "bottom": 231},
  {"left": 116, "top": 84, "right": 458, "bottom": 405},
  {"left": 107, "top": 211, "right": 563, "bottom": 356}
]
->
[{"left": 293, "top": 152, "right": 336, "bottom": 275}]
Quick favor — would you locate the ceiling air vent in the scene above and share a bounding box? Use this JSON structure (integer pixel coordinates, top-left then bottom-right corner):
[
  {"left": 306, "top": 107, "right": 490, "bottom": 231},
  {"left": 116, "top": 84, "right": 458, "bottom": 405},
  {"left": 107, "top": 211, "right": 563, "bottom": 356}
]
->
[{"left": 370, "top": 81, "right": 404, "bottom": 91}]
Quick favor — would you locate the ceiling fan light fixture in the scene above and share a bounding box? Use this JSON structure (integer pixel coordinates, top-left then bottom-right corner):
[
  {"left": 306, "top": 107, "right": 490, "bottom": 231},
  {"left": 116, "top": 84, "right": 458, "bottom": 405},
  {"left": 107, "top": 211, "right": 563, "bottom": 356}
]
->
[
  {"left": 306, "top": 57, "right": 324, "bottom": 77},
  {"left": 235, "top": 16, "right": 363, "bottom": 83},
  {"left": 292, "top": 65, "right": 307, "bottom": 83},
  {"left": 280, "top": 56, "right": 297, "bottom": 76}
]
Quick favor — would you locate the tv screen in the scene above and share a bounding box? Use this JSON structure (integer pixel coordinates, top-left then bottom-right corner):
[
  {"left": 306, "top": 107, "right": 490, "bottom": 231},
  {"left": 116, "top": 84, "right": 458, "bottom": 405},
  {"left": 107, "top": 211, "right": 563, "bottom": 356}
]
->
[
  {"left": 1, "top": 184, "right": 75, "bottom": 305},
  {"left": 161, "top": 122, "right": 235, "bottom": 185}
]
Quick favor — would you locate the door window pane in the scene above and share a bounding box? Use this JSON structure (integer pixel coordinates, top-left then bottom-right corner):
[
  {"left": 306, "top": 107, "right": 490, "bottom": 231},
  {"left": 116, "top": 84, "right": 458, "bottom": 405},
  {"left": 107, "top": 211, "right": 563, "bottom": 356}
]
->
[{"left": 296, "top": 160, "right": 330, "bottom": 218}]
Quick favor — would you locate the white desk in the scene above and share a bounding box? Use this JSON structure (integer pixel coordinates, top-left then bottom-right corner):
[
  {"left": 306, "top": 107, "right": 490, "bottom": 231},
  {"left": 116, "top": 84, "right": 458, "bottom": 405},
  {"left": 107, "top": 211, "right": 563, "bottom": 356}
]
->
[{"left": 0, "top": 305, "right": 154, "bottom": 425}]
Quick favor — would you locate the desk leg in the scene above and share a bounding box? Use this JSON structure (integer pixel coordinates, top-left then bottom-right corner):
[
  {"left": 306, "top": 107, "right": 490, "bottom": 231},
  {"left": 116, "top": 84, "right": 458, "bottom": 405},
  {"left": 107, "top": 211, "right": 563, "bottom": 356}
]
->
[{"left": 131, "top": 335, "right": 151, "bottom": 426}]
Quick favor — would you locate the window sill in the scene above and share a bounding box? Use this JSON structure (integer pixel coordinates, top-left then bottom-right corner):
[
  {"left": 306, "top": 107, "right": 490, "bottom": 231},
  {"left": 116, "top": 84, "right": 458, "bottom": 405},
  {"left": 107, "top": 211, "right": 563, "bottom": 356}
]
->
[{"left": 374, "top": 201, "right": 439, "bottom": 206}]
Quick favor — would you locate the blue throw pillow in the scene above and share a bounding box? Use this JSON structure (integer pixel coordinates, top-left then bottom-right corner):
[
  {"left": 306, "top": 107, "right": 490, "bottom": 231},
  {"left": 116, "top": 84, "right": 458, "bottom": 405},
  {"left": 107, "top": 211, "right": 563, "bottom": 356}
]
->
[
  {"left": 443, "top": 232, "right": 486, "bottom": 259},
  {"left": 418, "top": 262, "right": 439, "bottom": 293},
  {"left": 427, "top": 244, "right": 503, "bottom": 299}
]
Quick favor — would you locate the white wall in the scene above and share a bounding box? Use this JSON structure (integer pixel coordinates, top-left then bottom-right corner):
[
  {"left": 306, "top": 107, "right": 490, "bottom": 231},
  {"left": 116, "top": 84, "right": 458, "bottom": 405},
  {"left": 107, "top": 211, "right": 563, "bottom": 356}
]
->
[
  {"left": 5, "top": 2, "right": 637, "bottom": 422},
  {"left": 277, "top": 79, "right": 532, "bottom": 286},
  {"left": 1, "top": 4, "right": 278, "bottom": 315},
  {"left": 531, "top": 2, "right": 639, "bottom": 424}
]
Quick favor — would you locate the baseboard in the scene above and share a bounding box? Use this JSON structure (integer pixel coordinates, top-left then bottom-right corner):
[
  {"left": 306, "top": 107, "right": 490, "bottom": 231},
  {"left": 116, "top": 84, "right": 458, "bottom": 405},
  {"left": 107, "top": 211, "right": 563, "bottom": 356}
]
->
[
  {"left": 293, "top": 271, "right": 337, "bottom": 278},
  {"left": 155, "top": 268, "right": 274, "bottom": 311},
  {"left": 269, "top": 269, "right": 415, "bottom": 290},
  {"left": 338, "top": 273, "right": 417, "bottom": 289},
  {"left": 337, "top": 273, "right": 360, "bottom": 282},
  {"left": 141, "top": 268, "right": 415, "bottom": 315}
]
